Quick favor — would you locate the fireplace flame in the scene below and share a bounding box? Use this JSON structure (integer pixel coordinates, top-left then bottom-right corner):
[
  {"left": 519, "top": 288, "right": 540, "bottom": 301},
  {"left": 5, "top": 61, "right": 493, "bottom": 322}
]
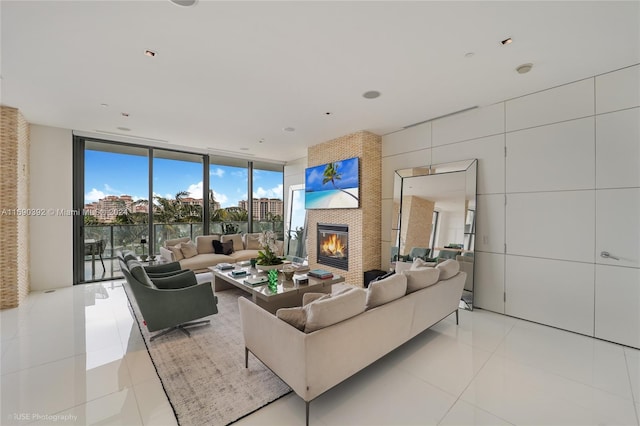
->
[{"left": 320, "top": 234, "right": 347, "bottom": 258}]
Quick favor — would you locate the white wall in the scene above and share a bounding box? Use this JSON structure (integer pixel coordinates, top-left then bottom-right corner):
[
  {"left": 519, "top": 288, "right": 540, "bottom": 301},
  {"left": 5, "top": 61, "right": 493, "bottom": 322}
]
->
[
  {"left": 29, "top": 124, "right": 74, "bottom": 290},
  {"left": 381, "top": 64, "right": 640, "bottom": 347}
]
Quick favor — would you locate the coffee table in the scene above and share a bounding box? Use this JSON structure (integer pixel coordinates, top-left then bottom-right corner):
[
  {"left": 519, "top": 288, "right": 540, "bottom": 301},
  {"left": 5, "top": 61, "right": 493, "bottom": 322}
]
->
[{"left": 209, "top": 264, "right": 345, "bottom": 314}]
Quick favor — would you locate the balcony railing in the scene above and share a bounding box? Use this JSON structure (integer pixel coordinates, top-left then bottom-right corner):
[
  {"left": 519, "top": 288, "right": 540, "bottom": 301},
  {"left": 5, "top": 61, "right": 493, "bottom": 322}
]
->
[{"left": 84, "top": 221, "right": 285, "bottom": 259}]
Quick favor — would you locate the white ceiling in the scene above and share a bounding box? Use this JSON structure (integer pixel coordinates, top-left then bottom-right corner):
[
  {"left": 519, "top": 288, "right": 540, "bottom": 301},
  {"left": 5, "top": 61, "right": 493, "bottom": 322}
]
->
[{"left": 2, "top": 1, "right": 639, "bottom": 163}]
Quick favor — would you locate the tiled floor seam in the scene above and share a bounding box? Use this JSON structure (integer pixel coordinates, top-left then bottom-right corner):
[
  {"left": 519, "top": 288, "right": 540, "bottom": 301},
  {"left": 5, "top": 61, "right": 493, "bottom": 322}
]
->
[{"left": 623, "top": 351, "right": 640, "bottom": 425}]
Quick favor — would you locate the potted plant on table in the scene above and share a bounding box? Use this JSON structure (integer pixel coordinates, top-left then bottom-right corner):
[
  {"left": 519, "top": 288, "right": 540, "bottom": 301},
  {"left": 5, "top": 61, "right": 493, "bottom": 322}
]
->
[{"left": 256, "top": 231, "right": 283, "bottom": 271}]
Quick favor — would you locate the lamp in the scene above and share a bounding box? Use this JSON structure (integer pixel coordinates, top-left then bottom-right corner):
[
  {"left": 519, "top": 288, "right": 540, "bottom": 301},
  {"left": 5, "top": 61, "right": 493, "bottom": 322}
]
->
[{"left": 140, "top": 238, "right": 148, "bottom": 261}]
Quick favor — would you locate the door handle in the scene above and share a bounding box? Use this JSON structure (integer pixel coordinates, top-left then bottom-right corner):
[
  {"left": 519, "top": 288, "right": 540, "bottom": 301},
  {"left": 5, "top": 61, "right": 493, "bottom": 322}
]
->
[{"left": 600, "top": 251, "right": 620, "bottom": 261}]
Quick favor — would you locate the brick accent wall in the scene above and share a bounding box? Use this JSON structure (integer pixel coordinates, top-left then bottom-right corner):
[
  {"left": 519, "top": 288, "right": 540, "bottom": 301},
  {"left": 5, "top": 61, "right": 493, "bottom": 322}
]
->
[
  {"left": 1, "top": 106, "right": 30, "bottom": 309},
  {"left": 307, "top": 131, "right": 382, "bottom": 287}
]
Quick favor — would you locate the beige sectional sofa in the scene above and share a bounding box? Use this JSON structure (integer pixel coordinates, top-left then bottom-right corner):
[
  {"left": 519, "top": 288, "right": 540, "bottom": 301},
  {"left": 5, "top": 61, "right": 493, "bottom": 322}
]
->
[
  {"left": 238, "top": 259, "right": 466, "bottom": 425},
  {"left": 159, "top": 233, "right": 283, "bottom": 273}
]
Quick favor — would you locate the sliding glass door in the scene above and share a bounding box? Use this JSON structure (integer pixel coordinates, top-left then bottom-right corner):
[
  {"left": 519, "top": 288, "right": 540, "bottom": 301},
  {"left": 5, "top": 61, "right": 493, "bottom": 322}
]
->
[
  {"left": 73, "top": 137, "right": 283, "bottom": 284},
  {"left": 79, "top": 141, "right": 149, "bottom": 282}
]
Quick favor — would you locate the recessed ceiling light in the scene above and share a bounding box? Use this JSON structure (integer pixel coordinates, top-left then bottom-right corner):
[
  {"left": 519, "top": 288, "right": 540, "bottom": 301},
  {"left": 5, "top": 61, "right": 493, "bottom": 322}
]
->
[
  {"left": 144, "top": 49, "right": 157, "bottom": 57},
  {"left": 501, "top": 37, "right": 513, "bottom": 45},
  {"left": 170, "top": 0, "right": 198, "bottom": 6},
  {"left": 464, "top": 52, "right": 475, "bottom": 58},
  {"left": 516, "top": 63, "right": 533, "bottom": 74},
  {"left": 121, "top": 112, "right": 130, "bottom": 117},
  {"left": 116, "top": 127, "right": 131, "bottom": 131},
  {"left": 283, "top": 127, "right": 295, "bottom": 132},
  {"left": 363, "top": 90, "right": 381, "bottom": 99},
  {"left": 100, "top": 103, "right": 109, "bottom": 108}
]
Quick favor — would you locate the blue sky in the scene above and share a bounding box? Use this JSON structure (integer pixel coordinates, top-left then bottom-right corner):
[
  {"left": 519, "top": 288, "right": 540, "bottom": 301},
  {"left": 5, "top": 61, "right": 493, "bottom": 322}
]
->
[
  {"left": 85, "top": 150, "right": 283, "bottom": 208},
  {"left": 305, "top": 157, "right": 359, "bottom": 192}
]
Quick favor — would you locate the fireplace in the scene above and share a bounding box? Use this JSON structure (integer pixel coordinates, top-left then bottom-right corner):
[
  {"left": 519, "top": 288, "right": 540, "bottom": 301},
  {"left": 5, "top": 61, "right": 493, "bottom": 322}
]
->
[{"left": 317, "top": 223, "right": 349, "bottom": 270}]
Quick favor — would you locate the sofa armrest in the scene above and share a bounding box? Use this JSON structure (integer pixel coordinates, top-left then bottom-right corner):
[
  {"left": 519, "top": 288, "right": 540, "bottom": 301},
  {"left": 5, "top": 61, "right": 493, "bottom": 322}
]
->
[
  {"left": 238, "top": 298, "right": 308, "bottom": 398},
  {"left": 159, "top": 246, "right": 175, "bottom": 263}
]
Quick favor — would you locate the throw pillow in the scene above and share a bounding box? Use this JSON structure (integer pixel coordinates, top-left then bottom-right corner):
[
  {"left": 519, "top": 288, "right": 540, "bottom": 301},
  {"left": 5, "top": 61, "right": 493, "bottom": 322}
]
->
[
  {"left": 165, "top": 236, "right": 190, "bottom": 248},
  {"left": 276, "top": 307, "right": 306, "bottom": 331},
  {"left": 196, "top": 234, "right": 220, "bottom": 254},
  {"left": 221, "top": 234, "right": 243, "bottom": 252},
  {"left": 243, "top": 233, "right": 262, "bottom": 250},
  {"left": 221, "top": 240, "right": 234, "bottom": 255},
  {"left": 304, "top": 287, "right": 366, "bottom": 333},
  {"left": 411, "top": 257, "right": 430, "bottom": 270},
  {"left": 436, "top": 259, "right": 460, "bottom": 280},
  {"left": 169, "top": 244, "right": 185, "bottom": 261},
  {"left": 402, "top": 267, "right": 441, "bottom": 293},
  {"left": 365, "top": 274, "right": 407, "bottom": 310},
  {"left": 212, "top": 240, "right": 224, "bottom": 254},
  {"left": 302, "top": 292, "right": 329, "bottom": 306},
  {"left": 180, "top": 240, "right": 198, "bottom": 259}
]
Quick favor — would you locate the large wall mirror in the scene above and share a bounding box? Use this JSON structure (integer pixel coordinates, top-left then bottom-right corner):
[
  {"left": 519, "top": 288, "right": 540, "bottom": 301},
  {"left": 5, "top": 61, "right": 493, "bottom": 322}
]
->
[
  {"left": 285, "top": 184, "right": 307, "bottom": 260},
  {"left": 392, "top": 159, "right": 477, "bottom": 310}
]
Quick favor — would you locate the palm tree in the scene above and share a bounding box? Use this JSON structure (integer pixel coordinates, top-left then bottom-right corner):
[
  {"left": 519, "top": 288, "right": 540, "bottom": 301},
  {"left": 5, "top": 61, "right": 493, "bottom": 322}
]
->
[{"left": 322, "top": 162, "right": 359, "bottom": 201}]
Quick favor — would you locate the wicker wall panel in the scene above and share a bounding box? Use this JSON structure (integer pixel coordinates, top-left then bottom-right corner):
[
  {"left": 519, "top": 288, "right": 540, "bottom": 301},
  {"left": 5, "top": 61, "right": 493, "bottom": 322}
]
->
[
  {"left": 307, "top": 131, "right": 381, "bottom": 287},
  {"left": 1, "top": 106, "right": 30, "bottom": 309}
]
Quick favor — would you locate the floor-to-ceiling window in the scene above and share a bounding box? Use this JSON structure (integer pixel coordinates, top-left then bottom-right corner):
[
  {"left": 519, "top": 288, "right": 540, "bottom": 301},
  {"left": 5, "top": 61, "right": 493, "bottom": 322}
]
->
[
  {"left": 251, "top": 162, "right": 284, "bottom": 239},
  {"left": 209, "top": 157, "right": 249, "bottom": 235},
  {"left": 74, "top": 137, "right": 283, "bottom": 284},
  {"left": 153, "top": 151, "right": 205, "bottom": 251},
  {"left": 81, "top": 141, "right": 149, "bottom": 282}
]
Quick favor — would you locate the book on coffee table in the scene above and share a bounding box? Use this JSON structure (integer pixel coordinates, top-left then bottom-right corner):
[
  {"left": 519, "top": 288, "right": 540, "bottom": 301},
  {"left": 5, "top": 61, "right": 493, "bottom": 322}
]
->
[
  {"left": 244, "top": 276, "right": 269, "bottom": 286},
  {"left": 230, "top": 270, "right": 248, "bottom": 277},
  {"left": 216, "top": 263, "right": 234, "bottom": 270},
  {"left": 308, "top": 269, "right": 333, "bottom": 279}
]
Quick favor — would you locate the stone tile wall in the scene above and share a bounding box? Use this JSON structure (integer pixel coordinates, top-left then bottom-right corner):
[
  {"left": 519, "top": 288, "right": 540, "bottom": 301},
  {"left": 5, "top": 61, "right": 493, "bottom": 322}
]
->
[
  {"left": 1, "top": 106, "right": 30, "bottom": 309},
  {"left": 307, "top": 131, "right": 381, "bottom": 287}
]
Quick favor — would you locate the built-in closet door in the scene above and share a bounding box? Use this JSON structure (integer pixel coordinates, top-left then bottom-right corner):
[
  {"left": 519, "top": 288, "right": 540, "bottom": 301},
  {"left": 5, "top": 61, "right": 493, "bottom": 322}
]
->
[{"left": 593, "top": 66, "right": 640, "bottom": 348}]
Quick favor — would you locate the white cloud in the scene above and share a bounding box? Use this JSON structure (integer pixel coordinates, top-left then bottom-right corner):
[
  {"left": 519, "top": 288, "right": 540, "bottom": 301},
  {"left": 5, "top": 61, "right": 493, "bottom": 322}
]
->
[
  {"left": 85, "top": 188, "right": 106, "bottom": 203},
  {"left": 211, "top": 190, "right": 229, "bottom": 206},
  {"left": 210, "top": 168, "right": 225, "bottom": 178},
  {"left": 253, "top": 183, "right": 283, "bottom": 199},
  {"left": 104, "top": 183, "right": 120, "bottom": 194},
  {"left": 186, "top": 181, "right": 204, "bottom": 198}
]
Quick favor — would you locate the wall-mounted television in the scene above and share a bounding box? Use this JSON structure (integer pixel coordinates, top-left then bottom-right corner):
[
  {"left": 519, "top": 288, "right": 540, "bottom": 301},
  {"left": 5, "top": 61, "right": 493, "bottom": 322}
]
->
[{"left": 305, "top": 157, "right": 359, "bottom": 209}]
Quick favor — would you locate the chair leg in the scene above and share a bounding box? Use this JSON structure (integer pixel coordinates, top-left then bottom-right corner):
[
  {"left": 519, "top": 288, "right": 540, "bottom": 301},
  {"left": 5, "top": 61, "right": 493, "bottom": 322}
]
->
[
  {"left": 99, "top": 253, "right": 105, "bottom": 271},
  {"left": 245, "top": 347, "right": 249, "bottom": 368},
  {"left": 306, "top": 401, "right": 310, "bottom": 426},
  {"left": 456, "top": 309, "right": 459, "bottom": 325},
  {"left": 149, "top": 320, "right": 210, "bottom": 342}
]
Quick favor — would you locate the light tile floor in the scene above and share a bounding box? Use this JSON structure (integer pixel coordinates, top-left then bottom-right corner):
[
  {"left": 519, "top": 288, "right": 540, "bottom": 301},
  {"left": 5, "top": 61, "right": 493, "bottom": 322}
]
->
[{"left": 1, "top": 281, "right": 639, "bottom": 426}]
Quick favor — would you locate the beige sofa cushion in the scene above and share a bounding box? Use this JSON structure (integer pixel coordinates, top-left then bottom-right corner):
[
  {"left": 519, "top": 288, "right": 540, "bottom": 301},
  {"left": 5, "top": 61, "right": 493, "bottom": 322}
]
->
[
  {"left": 221, "top": 234, "right": 244, "bottom": 252},
  {"left": 196, "top": 234, "right": 221, "bottom": 254},
  {"left": 243, "top": 233, "right": 262, "bottom": 250},
  {"left": 180, "top": 240, "right": 198, "bottom": 259},
  {"left": 366, "top": 274, "right": 407, "bottom": 310},
  {"left": 436, "top": 259, "right": 460, "bottom": 280},
  {"left": 179, "top": 253, "right": 235, "bottom": 271},
  {"left": 276, "top": 307, "right": 307, "bottom": 331},
  {"left": 304, "top": 287, "right": 366, "bottom": 333},
  {"left": 402, "top": 267, "right": 441, "bottom": 293},
  {"left": 165, "top": 237, "right": 190, "bottom": 247},
  {"left": 169, "top": 244, "right": 185, "bottom": 261}
]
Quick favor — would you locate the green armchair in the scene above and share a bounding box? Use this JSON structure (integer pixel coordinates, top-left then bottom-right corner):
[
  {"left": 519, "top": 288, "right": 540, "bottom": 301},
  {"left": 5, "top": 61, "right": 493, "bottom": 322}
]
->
[{"left": 120, "top": 257, "right": 218, "bottom": 342}]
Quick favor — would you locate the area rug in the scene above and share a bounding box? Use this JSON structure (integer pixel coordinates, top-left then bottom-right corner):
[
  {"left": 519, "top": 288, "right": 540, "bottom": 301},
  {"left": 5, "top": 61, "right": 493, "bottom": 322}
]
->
[{"left": 123, "top": 280, "right": 292, "bottom": 426}]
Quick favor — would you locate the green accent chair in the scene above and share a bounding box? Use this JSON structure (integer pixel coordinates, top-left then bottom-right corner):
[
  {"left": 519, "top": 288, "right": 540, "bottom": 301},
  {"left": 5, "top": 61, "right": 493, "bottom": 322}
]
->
[
  {"left": 407, "top": 247, "right": 430, "bottom": 261},
  {"left": 119, "top": 257, "right": 218, "bottom": 342}
]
